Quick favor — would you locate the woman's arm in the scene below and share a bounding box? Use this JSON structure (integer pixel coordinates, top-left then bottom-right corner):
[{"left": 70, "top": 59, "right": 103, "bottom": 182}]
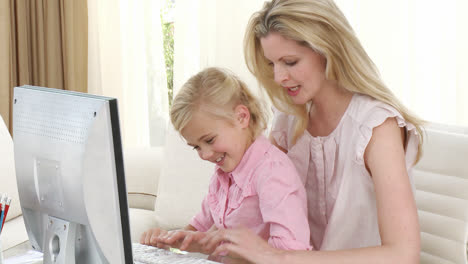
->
[{"left": 210, "top": 118, "right": 420, "bottom": 264}]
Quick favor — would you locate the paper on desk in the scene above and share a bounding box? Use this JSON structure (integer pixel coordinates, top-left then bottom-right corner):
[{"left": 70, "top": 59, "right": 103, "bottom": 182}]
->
[{"left": 4, "top": 250, "right": 43, "bottom": 264}]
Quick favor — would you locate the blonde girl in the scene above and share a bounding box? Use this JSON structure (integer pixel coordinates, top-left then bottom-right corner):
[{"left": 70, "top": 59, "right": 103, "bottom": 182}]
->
[{"left": 141, "top": 67, "right": 311, "bottom": 257}]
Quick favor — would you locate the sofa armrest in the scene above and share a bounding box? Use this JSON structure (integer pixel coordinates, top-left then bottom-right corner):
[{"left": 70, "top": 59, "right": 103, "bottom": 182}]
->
[
  {"left": 128, "top": 208, "right": 162, "bottom": 242},
  {"left": 124, "top": 146, "right": 164, "bottom": 241},
  {"left": 124, "top": 146, "right": 163, "bottom": 211}
]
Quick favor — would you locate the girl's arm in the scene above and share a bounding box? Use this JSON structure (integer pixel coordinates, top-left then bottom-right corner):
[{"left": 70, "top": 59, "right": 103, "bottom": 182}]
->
[
  {"left": 253, "top": 159, "right": 311, "bottom": 250},
  {"left": 211, "top": 117, "right": 420, "bottom": 264}
]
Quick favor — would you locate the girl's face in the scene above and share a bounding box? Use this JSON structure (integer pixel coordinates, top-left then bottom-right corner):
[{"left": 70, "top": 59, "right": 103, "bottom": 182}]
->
[
  {"left": 260, "top": 32, "right": 327, "bottom": 105},
  {"left": 181, "top": 106, "right": 252, "bottom": 173}
]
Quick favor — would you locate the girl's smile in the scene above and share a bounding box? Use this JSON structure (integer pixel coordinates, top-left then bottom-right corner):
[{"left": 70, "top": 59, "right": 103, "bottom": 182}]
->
[{"left": 181, "top": 108, "right": 252, "bottom": 173}]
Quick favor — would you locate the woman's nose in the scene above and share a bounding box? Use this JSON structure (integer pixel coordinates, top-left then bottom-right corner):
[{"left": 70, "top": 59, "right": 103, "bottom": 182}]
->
[{"left": 273, "top": 65, "right": 289, "bottom": 84}]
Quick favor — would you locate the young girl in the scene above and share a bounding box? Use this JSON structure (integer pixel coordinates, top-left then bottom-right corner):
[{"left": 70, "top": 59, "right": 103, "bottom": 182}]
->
[
  {"left": 202, "top": 0, "right": 424, "bottom": 263},
  {"left": 140, "top": 67, "right": 311, "bottom": 255}
]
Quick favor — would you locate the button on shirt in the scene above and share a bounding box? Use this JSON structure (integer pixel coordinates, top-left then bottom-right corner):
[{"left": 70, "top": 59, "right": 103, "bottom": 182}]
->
[{"left": 190, "top": 135, "right": 311, "bottom": 250}]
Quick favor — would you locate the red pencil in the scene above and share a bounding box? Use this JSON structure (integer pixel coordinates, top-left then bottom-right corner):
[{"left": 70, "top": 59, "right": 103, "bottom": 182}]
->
[
  {"left": 0, "top": 197, "right": 11, "bottom": 233},
  {"left": 1, "top": 204, "right": 10, "bottom": 233}
]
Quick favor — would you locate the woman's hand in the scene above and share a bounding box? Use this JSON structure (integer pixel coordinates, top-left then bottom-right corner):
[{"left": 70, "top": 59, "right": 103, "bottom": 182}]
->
[{"left": 200, "top": 227, "right": 284, "bottom": 264}]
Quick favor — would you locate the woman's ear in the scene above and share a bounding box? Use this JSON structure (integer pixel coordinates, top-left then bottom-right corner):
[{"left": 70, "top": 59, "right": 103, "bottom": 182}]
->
[{"left": 234, "top": 104, "right": 250, "bottom": 128}]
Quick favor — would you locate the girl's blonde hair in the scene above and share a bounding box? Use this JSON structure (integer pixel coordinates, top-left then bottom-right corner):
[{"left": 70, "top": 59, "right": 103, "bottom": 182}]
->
[
  {"left": 170, "top": 67, "right": 268, "bottom": 140},
  {"left": 244, "top": 0, "right": 424, "bottom": 161}
]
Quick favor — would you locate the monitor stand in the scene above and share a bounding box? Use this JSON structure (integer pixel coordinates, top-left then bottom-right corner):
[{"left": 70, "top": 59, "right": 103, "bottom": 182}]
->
[{"left": 43, "top": 216, "right": 77, "bottom": 264}]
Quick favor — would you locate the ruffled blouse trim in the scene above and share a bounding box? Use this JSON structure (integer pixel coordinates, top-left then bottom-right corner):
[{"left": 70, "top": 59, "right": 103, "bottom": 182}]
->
[
  {"left": 270, "top": 107, "right": 292, "bottom": 150},
  {"left": 355, "top": 103, "right": 418, "bottom": 165}
]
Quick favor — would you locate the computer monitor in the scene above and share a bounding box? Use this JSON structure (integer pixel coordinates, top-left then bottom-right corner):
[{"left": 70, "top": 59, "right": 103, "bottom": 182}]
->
[{"left": 13, "top": 85, "right": 133, "bottom": 264}]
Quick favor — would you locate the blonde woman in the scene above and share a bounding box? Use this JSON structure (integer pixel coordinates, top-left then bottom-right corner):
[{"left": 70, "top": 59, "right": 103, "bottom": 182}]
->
[
  {"left": 202, "top": 0, "right": 424, "bottom": 263},
  {"left": 140, "top": 67, "right": 311, "bottom": 257}
]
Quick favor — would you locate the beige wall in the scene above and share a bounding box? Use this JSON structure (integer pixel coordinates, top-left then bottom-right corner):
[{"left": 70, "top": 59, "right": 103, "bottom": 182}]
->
[{"left": 336, "top": 0, "right": 468, "bottom": 126}]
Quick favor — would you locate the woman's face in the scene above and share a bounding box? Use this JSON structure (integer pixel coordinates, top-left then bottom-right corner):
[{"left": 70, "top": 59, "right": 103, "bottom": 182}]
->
[{"left": 260, "top": 32, "right": 327, "bottom": 105}]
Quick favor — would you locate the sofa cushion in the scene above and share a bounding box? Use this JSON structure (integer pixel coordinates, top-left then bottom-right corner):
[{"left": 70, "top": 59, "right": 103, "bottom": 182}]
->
[
  {"left": 153, "top": 126, "right": 214, "bottom": 230},
  {"left": 0, "top": 116, "right": 20, "bottom": 221}
]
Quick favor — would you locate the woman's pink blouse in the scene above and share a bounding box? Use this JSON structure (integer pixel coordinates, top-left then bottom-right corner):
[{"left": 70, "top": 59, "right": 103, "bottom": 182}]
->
[{"left": 270, "top": 94, "right": 419, "bottom": 250}]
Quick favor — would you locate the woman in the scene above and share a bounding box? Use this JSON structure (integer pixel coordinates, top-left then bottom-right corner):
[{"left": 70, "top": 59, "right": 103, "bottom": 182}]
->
[{"left": 199, "top": 0, "right": 424, "bottom": 263}]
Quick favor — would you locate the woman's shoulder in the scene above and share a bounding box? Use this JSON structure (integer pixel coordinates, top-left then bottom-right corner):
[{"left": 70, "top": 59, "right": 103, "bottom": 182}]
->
[
  {"left": 271, "top": 106, "right": 296, "bottom": 128},
  {"left": 346, "top": 93, "right": 407, "bottom": 129},
  {"left": 269, "top": 106, "right": 297, "bottom": 149},
  {"left": 344, "top": 93, "right": 419, "bottom": 165}
]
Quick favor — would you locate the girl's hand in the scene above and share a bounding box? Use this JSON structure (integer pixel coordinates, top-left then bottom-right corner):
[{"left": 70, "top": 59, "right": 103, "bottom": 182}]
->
[
  {"left": 139, "top": 228, "right": 169, "bottom": 249},
  {"left": 200, "top": 227, "right": 284, "bottom": 264},
  {"left": 159, "top": 229, "right": 208, "bottom": 253}
]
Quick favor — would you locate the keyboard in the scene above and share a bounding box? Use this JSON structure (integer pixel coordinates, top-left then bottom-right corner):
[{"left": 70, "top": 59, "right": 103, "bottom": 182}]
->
[{"left": 132, "top": 243, "right": 220, "bottom": 264}]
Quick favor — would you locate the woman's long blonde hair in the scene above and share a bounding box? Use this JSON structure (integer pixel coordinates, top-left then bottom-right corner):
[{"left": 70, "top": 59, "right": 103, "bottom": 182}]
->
[
  {"left": 244, "top": 0, "right": 424, "bottom": 161},
  {"left": 170, "top": 67, "right": 268, "bottom": 141}
]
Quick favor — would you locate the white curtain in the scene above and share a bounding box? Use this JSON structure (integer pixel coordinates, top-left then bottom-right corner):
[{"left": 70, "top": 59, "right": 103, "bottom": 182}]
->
[
  {"left": 173, "top": 0, "right": 265, "bottom": 97},
  {"left": 175, "top": 0, "right": 468, "bottom": 127},
  {"left": 88, "top": 0, "right": 169, "bottom": 147}
]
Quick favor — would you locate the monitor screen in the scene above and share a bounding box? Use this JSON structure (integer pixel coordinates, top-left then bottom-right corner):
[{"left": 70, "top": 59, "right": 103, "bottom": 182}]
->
[{"left": 13, "top": 85, "right": 133, "bottom": 263}]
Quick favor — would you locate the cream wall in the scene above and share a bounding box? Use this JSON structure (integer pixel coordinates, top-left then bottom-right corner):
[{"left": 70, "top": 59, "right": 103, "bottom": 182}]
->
[{"left": 336, "top": 0, "right": 468, "bottom": 126}]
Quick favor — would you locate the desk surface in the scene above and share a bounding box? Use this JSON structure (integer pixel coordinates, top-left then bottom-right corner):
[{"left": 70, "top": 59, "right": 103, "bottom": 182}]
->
[
  {"left": 3, "top": 241, "right": 247, "bottom": 264},
  {"left": 3, "top": 240, "right": 33, "bottom": 259},
  {"left": 3, "top": 241, "right": 43, "bottom": 264}
]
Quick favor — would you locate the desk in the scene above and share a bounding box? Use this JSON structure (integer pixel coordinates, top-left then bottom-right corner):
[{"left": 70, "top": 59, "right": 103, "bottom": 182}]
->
[
  {"left": 3, "top": 241, "right": 33, "bottom": 259},
  {"left": 2, "top": 241, "right": 43, "bottom": 264},
  {"left": 2, "top": 241, "right": 248, "bottom": 264}
]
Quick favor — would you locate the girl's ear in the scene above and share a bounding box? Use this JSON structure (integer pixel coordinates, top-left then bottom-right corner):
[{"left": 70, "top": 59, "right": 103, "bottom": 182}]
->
[{"left": 234, "top": 104, "right": 250, "bottom": 128}]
